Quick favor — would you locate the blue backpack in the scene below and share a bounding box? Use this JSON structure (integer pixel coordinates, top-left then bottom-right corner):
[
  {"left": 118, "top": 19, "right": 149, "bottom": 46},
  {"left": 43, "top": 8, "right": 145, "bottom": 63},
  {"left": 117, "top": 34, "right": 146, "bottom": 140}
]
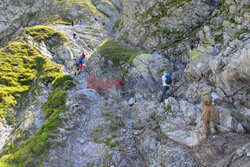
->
[
  {"left": 165, "top": 75, "right": 172, "bottom": 85},
  {"left": 78, "top": 57, "right": 85, "bottom": 63}
]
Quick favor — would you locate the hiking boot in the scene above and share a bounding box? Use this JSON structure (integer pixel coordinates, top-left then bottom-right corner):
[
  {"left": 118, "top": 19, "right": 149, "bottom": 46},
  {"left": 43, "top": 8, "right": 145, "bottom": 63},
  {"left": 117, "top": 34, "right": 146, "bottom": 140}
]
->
[{"left": 211, "top": 130, "right": 216, "bottom": 135}]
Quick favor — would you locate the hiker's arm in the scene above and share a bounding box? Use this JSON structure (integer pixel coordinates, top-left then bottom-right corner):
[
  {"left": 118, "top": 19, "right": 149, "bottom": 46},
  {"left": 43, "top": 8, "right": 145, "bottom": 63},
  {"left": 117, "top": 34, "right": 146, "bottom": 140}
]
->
[
  {"left": 217, "top": 96, "right": 223, "bottom": 101},
  {"left": 172, "top": 80, "right": 174, "bottom": 86}
]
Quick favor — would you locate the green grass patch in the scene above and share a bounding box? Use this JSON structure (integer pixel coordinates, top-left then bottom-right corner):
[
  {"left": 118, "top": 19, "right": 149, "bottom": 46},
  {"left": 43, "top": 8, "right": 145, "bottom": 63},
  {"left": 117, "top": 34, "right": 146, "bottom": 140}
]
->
[
  {"left": 25, "top": 25, "right": 67, "bottom": 45},
  {"left": 94, "top": 40, "right": 141, "bottom": 67},
  {"left": 113, "top": 20, "right": 121, "bottom": 31},
  {"left": 109, "top": 124, "right": 118, "bottom": 131},
  {"left": 0, "top": 84, "right": 69, "bottom": 166},
  {"left": 214, "top": 25, "right": 223, "bottom": 32},
  {"left": 42, "top": 89, "right": 66, "bottom": 118},
  {"left": 52, "top": 75, "right": 74, "bottom": 91},
  {"left": 235, "top": 9, "right": 250, "bottom": 17},
  {"left": 142, "top": 0, "right": 192, "bottom": 24},
  {"left": 53, "top": 0, "right": 104, "bottom": 17},
  {"left": 0, "top": 162, "right": 13, "bottom": 167},
  {"left": 149, "top": 29, "right": 179, "bottom": 37},
  {"left": 0, "top": 85, "right": 68, "bottom": 166},
  {"left": 167, "top": 105, "right": 172, "bottom": 112},
  {"left": 0, "top": 108, "right": 64, "bottom": 166},
  {"left": 233, "top": 28, "right": 249, "bottom": 39},
  {"left": 0, "top": 42, "right": 63, "bottom": 119},
  {"left": 157, "top": 38, "right": 181, "bottom": 49},
  {"left": 6, "top": 109, "right": 15, "bottom": 125},
  {"left": 0, "top": 25, "right": 74, "bottom": 166},
  {"left": 104, "top": 137, "right": 119, "bottom": 148}
]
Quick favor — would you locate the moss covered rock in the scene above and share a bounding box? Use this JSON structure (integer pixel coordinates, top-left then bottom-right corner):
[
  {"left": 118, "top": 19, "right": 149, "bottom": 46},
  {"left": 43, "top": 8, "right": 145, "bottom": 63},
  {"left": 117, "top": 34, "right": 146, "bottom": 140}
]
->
[
  {"left": 0, "top": 41, "right": 64, "bottom": 119},
  {"left": 25, "top": 25, "right": 68, "bottom": 48},
  {"left": 94, "top": 40, "right": 141, "bottom": 67}
]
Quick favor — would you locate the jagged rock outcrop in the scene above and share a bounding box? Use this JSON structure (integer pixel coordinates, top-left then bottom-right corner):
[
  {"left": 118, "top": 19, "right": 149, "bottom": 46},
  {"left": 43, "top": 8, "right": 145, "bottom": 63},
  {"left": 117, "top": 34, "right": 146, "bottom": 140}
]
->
[
  {"left": 0, "top": 0, "right": 121, "bottom": 47},
  {"left": 0, "top": 0, "right": 249, "bottom": 166},
  {"left": 116, "top": 0, "right": 220, "bottom": 49},
  {"left": 86, "top": 0, "right": 250, "bottom": 166}
]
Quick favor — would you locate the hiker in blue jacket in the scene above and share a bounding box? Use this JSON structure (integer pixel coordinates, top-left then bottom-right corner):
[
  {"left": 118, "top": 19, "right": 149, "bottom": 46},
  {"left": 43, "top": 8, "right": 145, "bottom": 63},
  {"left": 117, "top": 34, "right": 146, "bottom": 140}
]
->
[
  {"left": 161, "top": 70, "right": 174, "bottom": 102},
  {"left": 72, "top": 58, "right": 80, "bottom": 76}
]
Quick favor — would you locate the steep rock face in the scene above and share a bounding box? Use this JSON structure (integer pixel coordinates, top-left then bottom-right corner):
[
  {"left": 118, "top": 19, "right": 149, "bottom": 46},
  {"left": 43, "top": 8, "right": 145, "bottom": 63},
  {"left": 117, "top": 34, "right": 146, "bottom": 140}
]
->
[
  {"left": 0, "top": 0, "right": 249, "bottom": 167},
  {"left": 116, "top": 0, "right": 220, "bottom": 49},
  {"left": 85, "top": 0, "right": 250, "bottom": 166},
  {"left": 0, "top": 0, "right": 122, "bottom": 47},
  {"left": 0, "top": 25, "right": 78, "bottom": 166},
  {"left": 0, "top": 0, "right": 55, "bottom": 45},
  {"left": 178, "top": 0, "right": 250, "bottom": 133}
]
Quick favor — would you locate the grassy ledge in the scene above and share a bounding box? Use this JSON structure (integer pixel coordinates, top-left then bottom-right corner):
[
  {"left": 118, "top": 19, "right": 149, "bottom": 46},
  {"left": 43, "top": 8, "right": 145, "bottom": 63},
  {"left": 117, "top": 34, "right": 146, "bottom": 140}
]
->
[
  {"left": 53, "top": 0, "right": 104, "bottom": 17},
  {"left": 94, "top": 40, "right": 141, "bottom": 67},
  {"left": 0, "top": 41, "right": 65, "bottom": 119},
  {"left": 0, "top": 41, "right": 74, "bottom": 166},
  {"left": 0, "top": 75, "right": 74, "bottom": 166},
  {"left": 25, "top": 25, "right": 67, "bottom": 46}
]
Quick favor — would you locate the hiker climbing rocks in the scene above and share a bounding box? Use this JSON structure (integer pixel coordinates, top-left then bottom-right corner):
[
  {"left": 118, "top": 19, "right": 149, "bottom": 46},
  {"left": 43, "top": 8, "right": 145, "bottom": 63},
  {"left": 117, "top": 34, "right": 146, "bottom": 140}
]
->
[
  {"left": 79, "top": 52, "right": 88, "bottom": 71},
  {"left": 161, "top": 71, "right": 174, "bottom": 102},
  {"left": 79, "top": 20, "right": 83, "bottom": 27},
  {"left": 72, "top": 53, "right": 88, "bottom": 76},
  {"left": 81, "top": 52, "right": 86, "bottom": 60},
  {"left": 201, "top": 91, "right": 223, "bottom": 139},
  {"left": 72, "top": 53, "right": 87, "bottom": 76},
  {"left": 73, "top": 32, "right": 76, "bottom": 39},
  {"left": 73, "top": 58, "right": 80, "bottom": 76}
]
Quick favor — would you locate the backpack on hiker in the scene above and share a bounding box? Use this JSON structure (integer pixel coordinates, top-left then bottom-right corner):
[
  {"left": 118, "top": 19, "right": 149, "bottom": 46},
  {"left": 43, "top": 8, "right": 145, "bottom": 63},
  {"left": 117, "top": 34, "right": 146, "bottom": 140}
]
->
[
  {"left": 78, "top": 57, "right": 85, "bottom": 64},
  {"left": 165, "top": 75, "right": 172, "bottom": 85},
  {"left": 202, "top": 92, "right": 212, "bottom": 106}
]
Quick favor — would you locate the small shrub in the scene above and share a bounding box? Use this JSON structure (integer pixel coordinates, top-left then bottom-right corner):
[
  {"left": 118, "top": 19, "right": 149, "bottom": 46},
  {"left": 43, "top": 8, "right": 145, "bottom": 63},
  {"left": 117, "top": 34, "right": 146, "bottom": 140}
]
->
[
  {"left": 109, "top": 124, "right": 118, "bottom": 131},
  {"left": 137, "top": 125, "right": 142, "bottom": 130},
  {"left": 113, "top": 20, "right": 121, "bottom": 31},
  {"left": 168, "top": 105, "right": 172, "bottom": 112},
  {"left": 104, "top": 137, "right": 119, "bottom": 148},
  {"left": 42, "top": 89, "right": 66, "bottom": 118},
  {"left": 52, "top": 75, "right": 74, "bottom": 90},
  {"left": 214, "top": 25, "right": 223, "bottom": 32},
  {"left": 95, "top": 40, "right": 141, "bottom": 67},
  {"left": 150, "top": 29, "right": 179, "bottom": 37},
  {"left": 6, "top": 109, "right": 15, "bottom": 124}
]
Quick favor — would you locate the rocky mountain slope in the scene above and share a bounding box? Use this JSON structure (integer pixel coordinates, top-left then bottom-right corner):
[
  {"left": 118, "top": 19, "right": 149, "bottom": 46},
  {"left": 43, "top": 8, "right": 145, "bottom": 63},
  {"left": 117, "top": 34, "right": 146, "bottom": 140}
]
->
[{"left": 0, "top": 0, "right": 249, "bottom": 167}]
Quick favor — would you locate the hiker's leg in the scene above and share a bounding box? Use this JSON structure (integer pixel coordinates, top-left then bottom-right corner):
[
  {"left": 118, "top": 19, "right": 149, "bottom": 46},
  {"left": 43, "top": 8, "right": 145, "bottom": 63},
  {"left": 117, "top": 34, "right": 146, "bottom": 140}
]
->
[
  {"left": 210, "top": 121, "right": 215, "bottom": 135},
  {"left": 202, "top": 106, "right": 209, "bottom": 139},
  {"left": 209, "top": 106, "right": 216, "bottom": 135},
  {"left": 202, "top": 122, "right": 207, "bottom": 139},
  {"left": 162, "top": 86, "right": 168, "bottom": 101},
  {"left": 161, "top": 86, "right": 165, "bottom": 102}
]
